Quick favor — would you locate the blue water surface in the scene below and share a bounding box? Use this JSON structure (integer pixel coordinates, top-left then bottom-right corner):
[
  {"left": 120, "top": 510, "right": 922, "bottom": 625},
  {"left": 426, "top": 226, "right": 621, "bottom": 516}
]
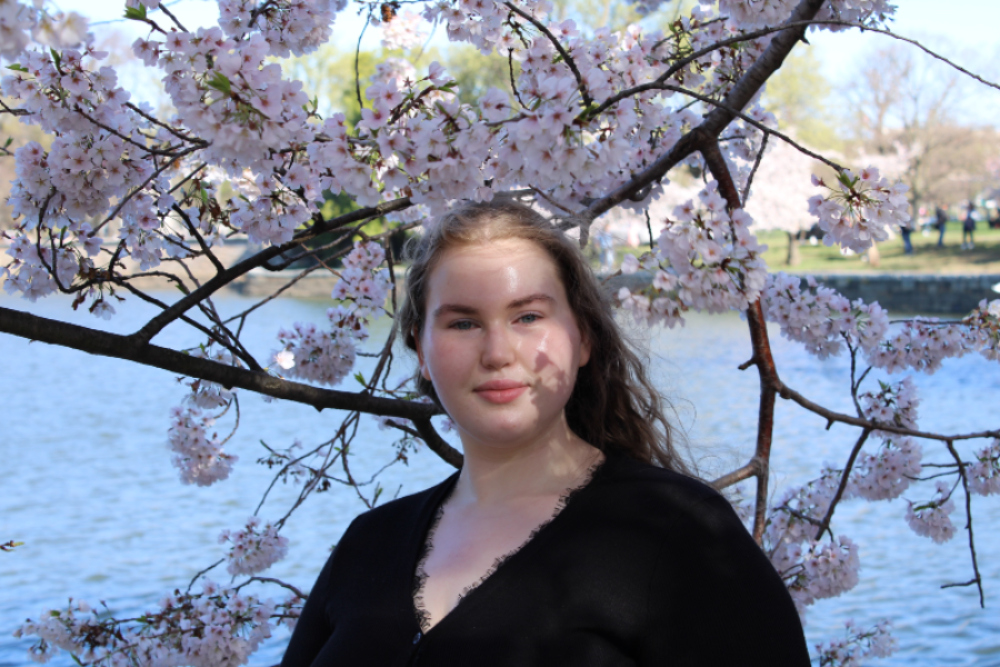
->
[{"left": 1, "top": 292, "right": 997, "bottom": 666}]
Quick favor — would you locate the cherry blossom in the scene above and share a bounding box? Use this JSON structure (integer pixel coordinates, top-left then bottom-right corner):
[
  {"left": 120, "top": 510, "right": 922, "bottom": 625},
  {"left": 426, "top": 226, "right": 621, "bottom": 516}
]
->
[
  {"left": 968, "top": 439, "right": 1000, "bottom": 497},
  {"left": 851, "top": 437, "right": 922, "bottom": 502},
  {"left": 15, "top": 583, "right": 275, "bottom": 667},
  {"left": 905, "top": 481, "right": 957, "bottom": 544},
  {"left": 814, "top": 619, "right": 897, "bottom": 667},
  {"left": 808, "top": 168, "right": 910, "bottom": 253},
  {"left": 220, "top": 517, "right": 290, "bottom": 576},
  {"left": 616, "top": 182, "right": 769, "bottom": 327},
  {"left": 167, "top": 405, "right": 238, "bottom": 486},
  {"left": 761, "top": 273, "right": 889, "bottom": 358},
  {"left": 379, "top": 10, "right": 428, "bottom": 51}
]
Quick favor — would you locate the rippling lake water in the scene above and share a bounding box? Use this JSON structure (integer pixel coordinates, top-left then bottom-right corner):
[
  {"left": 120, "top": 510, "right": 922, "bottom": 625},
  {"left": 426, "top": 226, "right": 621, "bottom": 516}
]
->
[{"left": 2, "top": 291, "right": 998, "bottom": 666}]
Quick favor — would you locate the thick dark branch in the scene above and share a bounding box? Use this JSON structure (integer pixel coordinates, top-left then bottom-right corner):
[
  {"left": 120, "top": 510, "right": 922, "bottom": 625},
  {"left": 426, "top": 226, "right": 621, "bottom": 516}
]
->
[
  {"left": 0, "top": 305, "right": 440, "bottom": 421},
  {"left": 701, "top": 139, "right": 780, "bottom": 546},
  {"left": 412, "top": 416, "right": 463, "bottom": 469},
  {"left": 131, "top": 197, "right": 412, "bottom": 345},
  {"left": 778, "top": 381, "right": 1000, "bottom": 443},
  {"left": 660, "top": 82, "right": 845, "bottom": 171},
  {"left": 584, "top": 0, "right": 828, "bottom": 221}
]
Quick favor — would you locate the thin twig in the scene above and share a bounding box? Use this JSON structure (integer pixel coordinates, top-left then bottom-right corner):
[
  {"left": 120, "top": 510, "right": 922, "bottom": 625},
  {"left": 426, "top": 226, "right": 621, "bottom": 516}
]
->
[
  {"left": 740, "top": 131, "right": 768, "bottom": 206},
  {"left": 815, "top": 429, "right": 872, "bottom": 540},
  {"left": 503, "top": 1, "right": 592, "bottom": 107},
  {"left": 943, "top": 439, "right": 985, "bottom": 607}
]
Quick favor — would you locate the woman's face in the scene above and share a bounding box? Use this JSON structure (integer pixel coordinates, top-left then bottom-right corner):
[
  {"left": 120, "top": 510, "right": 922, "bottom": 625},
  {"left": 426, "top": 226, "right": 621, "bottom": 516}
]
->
[{"left": 416, "top": 238, "right": 590, "bottom": 452}]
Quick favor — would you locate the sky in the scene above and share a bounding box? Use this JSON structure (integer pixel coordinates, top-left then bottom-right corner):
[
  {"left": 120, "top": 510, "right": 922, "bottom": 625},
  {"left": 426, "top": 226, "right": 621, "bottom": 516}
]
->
[{"left": 47, "top": 0, "right": 1000, "bottom": 119}]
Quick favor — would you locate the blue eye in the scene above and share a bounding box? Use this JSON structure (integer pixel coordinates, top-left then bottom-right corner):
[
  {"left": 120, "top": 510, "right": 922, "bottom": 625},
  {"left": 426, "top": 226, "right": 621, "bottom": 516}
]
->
[
  {"left": 451, "top": 320, "right": 475, "bottom": 330},
  {"left": 519, "top": 313, "right": 539, "bottom": 324}
]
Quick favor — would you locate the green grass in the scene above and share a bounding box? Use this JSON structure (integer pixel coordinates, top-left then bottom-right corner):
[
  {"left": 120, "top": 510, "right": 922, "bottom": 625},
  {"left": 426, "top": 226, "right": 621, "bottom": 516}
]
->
[
  {"left": 757, "top": 223, "right": 1000, "bottom": 275},
  {"left": 609, "top": 222, "right": 1000, "bottom": 275}
]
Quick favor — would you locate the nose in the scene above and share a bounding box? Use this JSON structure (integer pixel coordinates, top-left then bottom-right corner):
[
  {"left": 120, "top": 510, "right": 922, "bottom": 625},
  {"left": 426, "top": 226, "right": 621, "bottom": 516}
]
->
[{"left": 480, "top": 324, "right": 516, "bottom": 369}]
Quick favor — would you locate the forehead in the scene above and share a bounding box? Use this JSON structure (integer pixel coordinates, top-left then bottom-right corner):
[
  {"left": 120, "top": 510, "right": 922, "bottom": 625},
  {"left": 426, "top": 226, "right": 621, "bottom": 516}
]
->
[{"left": 425, "top": 238, "right": 567, "bottom": 305}]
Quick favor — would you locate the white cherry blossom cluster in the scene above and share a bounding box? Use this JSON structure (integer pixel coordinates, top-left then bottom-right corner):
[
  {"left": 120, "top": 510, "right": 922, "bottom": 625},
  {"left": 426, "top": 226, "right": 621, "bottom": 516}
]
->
[
  {"left": 859, "top": 376, "right": 919, "bottom": 435},
  {"left": 377, "top": 10, "right": 428, "bottom": 51},
  {"left": 167, "top": 405, "right": 238, "bottom": 486},
  {"left": 220, "top": 516, "right": 290, "bottom": 576},
  {"left": 967, "top": 439, "right": 1000, "bottom": 497},
  {"left": 137, "top": 28, "right": 315, "bottom": 171},
  {"left": 815, "top": 619, "right": 897, "bottom": 667},
  {"left": 904, "top": 481, "right": 956, "bottom": 544},
  {"left": 15, "top": 583, "right": 274, "bottom": 667},
  {"left": 793, "top": 536, "right": 861, "bottom": 608},
  {"left": 617, "top": 182, "right": 768, "bottom": 327},
  {"left": 229, "top": 168, "right": 316, "bottom": 246},
  {"left": 850, "top": 437, "right": 922, "bottom": 502},
  {"left": 869, "top": 300, "right": 1000, "bottom": 373},
  {"left": 186, "top": 347, "right": 237, "bottom": 409},
  {"left": 274, "top": 320, "right": 358, "bottom": 385},
  {"left": 0, "top": 1, "right": 89, "bottom": 61},
  {"left": 274, "top": 241, "right": 390, "bottom": 385},
  {"left": 2, "top": 231, "right": 79, "bottom": 301},
  {"left": 2, "top": 49, "right": 155, "bottom": 218},
  {"left": 764, "top": 470, "right": 865, "bottom": 615},
  {"left": 761, "top": 273, "right": 889, "bottom": 358},
  {"left": 218, "top": 0, "right": 345, "bottom": 58},
  {"left": 808, "top": 168, "right": 910, "bottom": 253},
  {"left": 0, "top": 45, "right": 172, "bottom": 302}
]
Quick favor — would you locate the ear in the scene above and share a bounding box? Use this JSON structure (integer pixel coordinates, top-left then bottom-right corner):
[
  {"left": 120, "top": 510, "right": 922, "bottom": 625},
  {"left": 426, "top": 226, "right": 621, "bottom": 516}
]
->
[{"left": 413, "top": 326, "right": 431, "bottom": 380}]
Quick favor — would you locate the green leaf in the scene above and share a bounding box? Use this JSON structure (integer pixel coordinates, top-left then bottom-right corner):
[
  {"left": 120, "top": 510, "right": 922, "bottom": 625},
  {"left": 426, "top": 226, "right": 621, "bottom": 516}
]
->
[
  {"left": 124, "top": 5, "right": 148, "bottom": 20},
  {"left": 206, "top": 72, "right": 231, "bottom": 95},
  {"left": 49, "top": 49, "right": 61, "bottom": 69},
  {"left": 3, "top": 137, "right": 12, "bottom": 149},
  {"left": 836, "top": 171, "right": 856, "bottom": 189},
  {"left": 6, "top": 64, "right": 28, "bottom": 72},
  {"left": 353, "top": 371, "right": 367, "bottom": 386}
]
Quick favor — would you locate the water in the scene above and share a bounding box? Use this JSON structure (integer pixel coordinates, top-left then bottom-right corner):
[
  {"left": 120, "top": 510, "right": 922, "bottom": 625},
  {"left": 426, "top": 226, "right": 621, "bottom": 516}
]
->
[{"left": 1, "top": 292, "right": 998, "bottom": 666}]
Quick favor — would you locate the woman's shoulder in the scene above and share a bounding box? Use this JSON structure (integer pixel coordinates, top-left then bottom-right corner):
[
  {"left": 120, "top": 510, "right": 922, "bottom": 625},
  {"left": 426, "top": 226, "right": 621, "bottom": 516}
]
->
[
  {"left": 599, "top": 451, "right": 724, "bottom": 505},
  {"left": 593, "top": 451, "right": 741, "bottom": 530}
]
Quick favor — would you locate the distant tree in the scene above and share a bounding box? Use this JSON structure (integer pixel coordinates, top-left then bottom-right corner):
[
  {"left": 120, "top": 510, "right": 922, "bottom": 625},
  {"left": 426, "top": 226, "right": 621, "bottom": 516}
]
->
[
  {"left": 843, "top": 41, "right": 1000, "bottom": 214},
  {"left": 761, "top": 45, "right": 841, "bottom": 152}
]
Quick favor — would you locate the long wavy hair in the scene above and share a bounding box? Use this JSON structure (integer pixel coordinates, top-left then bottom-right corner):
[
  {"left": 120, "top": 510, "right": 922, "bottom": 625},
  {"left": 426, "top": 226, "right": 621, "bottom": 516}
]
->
[{"left": 397, "top": 198, "right": 688, "bottom": 473}]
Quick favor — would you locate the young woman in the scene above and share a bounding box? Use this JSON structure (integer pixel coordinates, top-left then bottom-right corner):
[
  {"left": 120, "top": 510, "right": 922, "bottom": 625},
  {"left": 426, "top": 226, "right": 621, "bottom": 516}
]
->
[{"left": 281, "top": 199, "right": 809, "bottom": 666}]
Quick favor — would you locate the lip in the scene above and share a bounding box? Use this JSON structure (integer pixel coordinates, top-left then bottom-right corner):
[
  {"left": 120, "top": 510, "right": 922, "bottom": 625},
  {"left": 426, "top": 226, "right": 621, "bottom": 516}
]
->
[{"left": 474, "top": 380, "right": 529, "bottom": 404}]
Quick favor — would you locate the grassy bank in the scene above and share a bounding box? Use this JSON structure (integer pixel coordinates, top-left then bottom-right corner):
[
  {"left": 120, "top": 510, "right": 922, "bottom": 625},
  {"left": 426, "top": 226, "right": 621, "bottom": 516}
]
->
[{"left": 756, "top": 223, "right": 1000, "bottom": 274}]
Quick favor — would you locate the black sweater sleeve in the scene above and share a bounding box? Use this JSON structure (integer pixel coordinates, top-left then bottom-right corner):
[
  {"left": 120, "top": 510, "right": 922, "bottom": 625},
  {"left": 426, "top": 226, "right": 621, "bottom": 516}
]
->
[
  {"left": 640, "top": 493, "right": 810, "bottom": 666},
  {"left": 280, "top": 541, "right": 339, "bottom": 667}
]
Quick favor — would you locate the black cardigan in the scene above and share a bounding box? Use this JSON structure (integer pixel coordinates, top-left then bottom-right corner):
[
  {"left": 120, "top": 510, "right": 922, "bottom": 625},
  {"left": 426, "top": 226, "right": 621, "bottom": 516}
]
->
[{"left": 280, "top": 451, "right": 810, "bottom": 666}]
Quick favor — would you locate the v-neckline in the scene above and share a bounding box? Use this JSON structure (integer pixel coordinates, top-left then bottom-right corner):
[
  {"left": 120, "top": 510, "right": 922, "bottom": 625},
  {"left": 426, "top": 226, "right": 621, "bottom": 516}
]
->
[{"left": 410, "top": 453, "right": 608, "bottom": 635}]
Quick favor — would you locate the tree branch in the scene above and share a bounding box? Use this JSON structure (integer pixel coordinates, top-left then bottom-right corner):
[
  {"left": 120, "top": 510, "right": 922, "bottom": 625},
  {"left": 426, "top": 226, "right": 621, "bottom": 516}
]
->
[
  {"left": 778, "top": 380, "right": 1000, "bottom": 443},
  {"left": 503, "top": 1, "right": 593, "bottom": 107},
  {"left": 131, "top": 197, "right": 412, "bottom": 345},
  {"left": 0, "top": 305, "right": 441, "bottom": 421},
  {"left": 701, "top": 138, "right": 781, "bottom": 546},
  {"left": 944, "top": 439, "right": 985, "bottom": 607},
  {"left": 815, "top": 428, "right": 872, "bottom": 540}
]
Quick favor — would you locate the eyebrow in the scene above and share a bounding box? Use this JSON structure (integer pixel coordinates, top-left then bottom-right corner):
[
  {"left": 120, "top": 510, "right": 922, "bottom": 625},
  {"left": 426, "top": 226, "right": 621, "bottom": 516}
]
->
[{"left": 432, "top": 293, "right": 555, "bottom": 319}]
